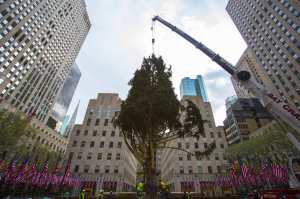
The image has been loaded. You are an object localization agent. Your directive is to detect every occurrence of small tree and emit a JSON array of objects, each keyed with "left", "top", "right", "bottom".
[
  {"left": 114, "top": 55, "right": 215, "bottom": 197},
  {"left": 0, "top": 109, "right": 36, "bottom": 155}
]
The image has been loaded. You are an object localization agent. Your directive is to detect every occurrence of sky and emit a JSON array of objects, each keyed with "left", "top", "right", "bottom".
[{"left": 67, "top": 0, "right": 247, "bottom": 126}]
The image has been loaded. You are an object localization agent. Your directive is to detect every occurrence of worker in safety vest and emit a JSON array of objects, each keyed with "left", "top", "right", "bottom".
[
  {"left": 79, "top": 189, "right": 86, "bottom": 199},
  {"left": 137, "top": 182, "right": 145, "bottom": 199},
  {"left": 187, "top": 191, "right": 192, "bottom": 199}
]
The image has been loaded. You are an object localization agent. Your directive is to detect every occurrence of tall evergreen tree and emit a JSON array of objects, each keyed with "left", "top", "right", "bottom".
[{"left": 114, "top": 55, "right": 215, "bottom": 197}]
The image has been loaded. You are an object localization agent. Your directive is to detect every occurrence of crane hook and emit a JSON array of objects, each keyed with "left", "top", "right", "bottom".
[{"left": 151, "top": 21, "right": 155, "bottom": 55}]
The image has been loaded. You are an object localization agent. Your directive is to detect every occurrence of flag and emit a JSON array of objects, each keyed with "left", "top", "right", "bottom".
[
  {"left": 15, "top": 157, "right": 30, "bottom": 184},
  {"left": 4, "top": 159, "right": 17, "bottom": 184},
  {"left": 38, "top": 161, "right": 49, "bottom": 187},
  {"left": 241, "top": 162, "right": 249, "bottom": 178}
]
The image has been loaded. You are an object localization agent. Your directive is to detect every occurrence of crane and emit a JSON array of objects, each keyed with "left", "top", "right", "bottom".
[{"left": 152, "top": 15, "right": 300, "bottom": 134}]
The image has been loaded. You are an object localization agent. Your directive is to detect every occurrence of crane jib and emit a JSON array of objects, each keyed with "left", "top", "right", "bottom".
[{"left": 152, "top": 15, "right": 300, "bottom": 133}]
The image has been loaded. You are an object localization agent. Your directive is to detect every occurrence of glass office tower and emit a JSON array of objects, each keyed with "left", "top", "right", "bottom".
[{"left": 180, "top": 75, "right": 209, "bottom": 102}]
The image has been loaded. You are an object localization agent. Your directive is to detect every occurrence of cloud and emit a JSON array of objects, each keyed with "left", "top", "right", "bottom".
[{"left": 67, "top": 0, "right": 246, "bottom": 126}]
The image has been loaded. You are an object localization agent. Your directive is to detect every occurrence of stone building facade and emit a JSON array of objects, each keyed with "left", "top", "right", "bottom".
[
  {"left": 160, "top": 96, "right": 228, "bottom": 193},
  {"left": 65, "top": 93, "right": 137, "bottom": 192},
  {"left": 227, "top": 0, "right": 300, "bottom": 111},
  {"left": 231, "top": 47, "right": 276, "bottom": 99},
  {"left": 223, "top": 98, "right": 273, "bottom": 145}
]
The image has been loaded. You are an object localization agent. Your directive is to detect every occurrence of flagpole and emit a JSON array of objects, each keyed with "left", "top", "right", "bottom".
[{"left": 59, "top": 155, "right": 72, "bottom": 193}]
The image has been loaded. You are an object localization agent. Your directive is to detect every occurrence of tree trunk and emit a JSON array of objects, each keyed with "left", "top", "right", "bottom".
[{"left": 144, "top": 165, "right": 157, "bottom": 199}]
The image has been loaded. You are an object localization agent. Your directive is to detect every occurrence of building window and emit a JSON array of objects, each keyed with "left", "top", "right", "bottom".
[
  {"left": 87, "top": 118, "right": 91, "bottom": 126},
  {"left": 117, "top": 142, "right": 122, "bottom": 148},
  {"left": 179, "top": 166, "right": 184, "bottom": 174},
  {"left": 116, "top": 153, "right": 121, "bottom": 160},
  {"left": 197, "top": 166, "right": 202, "bottom": 173},
  {"left": 218, "top": 132, "right": 222, "bottom": 138},
  {"left": 90, "top": 141, "right": 95, "bottom": 148},
  {"left": 178, "top": 142, "right": 182, "bottom": 149},
  {"left": 105, "top": 166, "right": 110, "bottom": 173},
  {"left": 104, "top": 119, "right": 109, "bottom": 126},
  {"left": 72, "top": 140, "right": 77, "bottom": 147},
  {"left": 111, "top": 131, "right": 115, "bottom": 137},
  {"left": 77, "top": 152, "right": 82, "bottom": 160},
  {"left": 97, "top": 153, "right": 102, "bottom": 160},
  {"left": 84, "top": 130, "right": 88, "bottom": 136},
  {"left": 207, "top": 121, "right": 213, "bottom": 128},
  {"left": 100, "top": 141, "right": 104, "bottom": 148},
  {"left": 217, "top": 166, "right": 221, "bottom": 173},
  {"left": 81, "top": 141, "right": 86, "bottom": 147},
  {"left": 215, "top": 154, "right": 219, "bottom": 160},
  {"left": 194, "top": 143, "right": 199, "bottom": 149},
  {"left": 95, "top": 165, "right": 100, "bottom": 173},
  {"left": 93, "top": 130, "right": 97, "bottom": 136},
  {"left": 87, "top": 152, "right": 92, "bottom": 160},
  {"left": 204, "top": 143, "right": 207, "bottom": 149},
  {"left": 179, "top": 156, "right": 183, "bottom": 161},
  {"left": 210, "top": 132, "right": 214, "bottom": 138},
  {"left": 187, "top": 154, "right": 191, "bottom": 161},
  {"left": 185, "top": 143, "right": 190, "bottom": 149},
  {"left": 102, "top": 131, "right": 106, "bottom": 136},
  {"left": 208, "top": 166, "right": 213, "bottom": 174},
  {"left": 95, "top": 118, "right": 100, "bottom": 126},
  {"left": 188, "top": 166, "right": 193, "bottom": 174},
  {"left": 220, "top": 144, "right": 224, "bottom": 149},
  {"left": 114, "top": 166, "right": 119, "bottom": 174},
  {"left": 76, "top": 130, "right": 80, "bottom": 136},
  {"left": 109, "top": 142, "right": 113, "bottom": 148},
  {"left": 84, "top": 165, "right": 90, "bottom": 173},
  {"left": 107, "top": 153, "right": 112, "bottom": 160},
  {"left": 74, "top": 165, "right": 79, "bottom": 173}
]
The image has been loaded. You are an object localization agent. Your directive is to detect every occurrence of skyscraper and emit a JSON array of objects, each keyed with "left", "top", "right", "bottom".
[
  {"left": 48, "top": 63, "right": 81, "bottom": 130},
  {"left": 231, "top": 48, "right": 275, "bottom": 98},
  {"left": 65, "top": 93, "right": 137, "bottom": 193},
  {"left": 0, "top": 0, "right": 90, "bottom": 122},
  {"left": 226, "top": 0, "right": 300, "bottom": 111},
  {"left": 180, "top": 75, "right": 209, "bottom": 102},
  {"left": 223, "top": 98, "right": 273, "bottom": 145}
]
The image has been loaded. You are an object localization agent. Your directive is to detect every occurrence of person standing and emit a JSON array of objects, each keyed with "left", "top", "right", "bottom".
[{"left": 79, "top": 189, "right": 86, "bottom": 199}]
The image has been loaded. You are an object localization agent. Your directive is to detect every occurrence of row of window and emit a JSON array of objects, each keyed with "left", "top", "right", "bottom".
[
  {"left": 70, "top": 152, "right": 121, "bottom": 161},
  {"left": 177, "top": 142, "right": 225, "bottom": 149},
  {"left": 75, "top": 129, "right": 122, "bottom": 137},
  {"left": 72, "top": 140, "right": 123, "bottom": 149},
  {"left": 179, "top": 165, "right": 222, "bottom": 174},
  {"left": 178, "top": 153, "right": 226, "bottom": 161},
  {"left": 73, "top": 164, "right": 119, "bottom": 174}
]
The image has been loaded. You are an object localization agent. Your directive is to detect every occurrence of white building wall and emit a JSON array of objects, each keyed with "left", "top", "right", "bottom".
[
  {"left": 161, "top": 96, "right": 228, "bottom": 194},
  {"left": 66, "top": 93, "right": 137, "bottom": 192}
]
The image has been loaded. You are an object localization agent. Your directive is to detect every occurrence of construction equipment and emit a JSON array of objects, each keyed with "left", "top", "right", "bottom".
[{"left": 152, "top": 15, "right": 300, "bottom": 134}]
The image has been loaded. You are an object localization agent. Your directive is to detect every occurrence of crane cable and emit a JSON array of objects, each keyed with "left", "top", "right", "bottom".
[{"left": 151, "top": 21, "right": 155, "bottom": 55}]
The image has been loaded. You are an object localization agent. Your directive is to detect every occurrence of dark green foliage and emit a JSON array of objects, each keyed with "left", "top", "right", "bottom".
[
  {"left": 0, "top": 109, "right": 36, "bottom": 152},
  {"left": 115, "top": 55, "right": 212, "bottom": 163},
  {"left": 115, "top": 55, "right": 214, "bottom": 197}
]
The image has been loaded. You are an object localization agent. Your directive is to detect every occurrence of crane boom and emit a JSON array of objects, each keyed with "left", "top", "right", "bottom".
[
  {"left": 152, "top": 15, "right": 300, "bottom": 133},
  {"left": 152, "top": 16, "right": 235, "bottom": 75}
]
